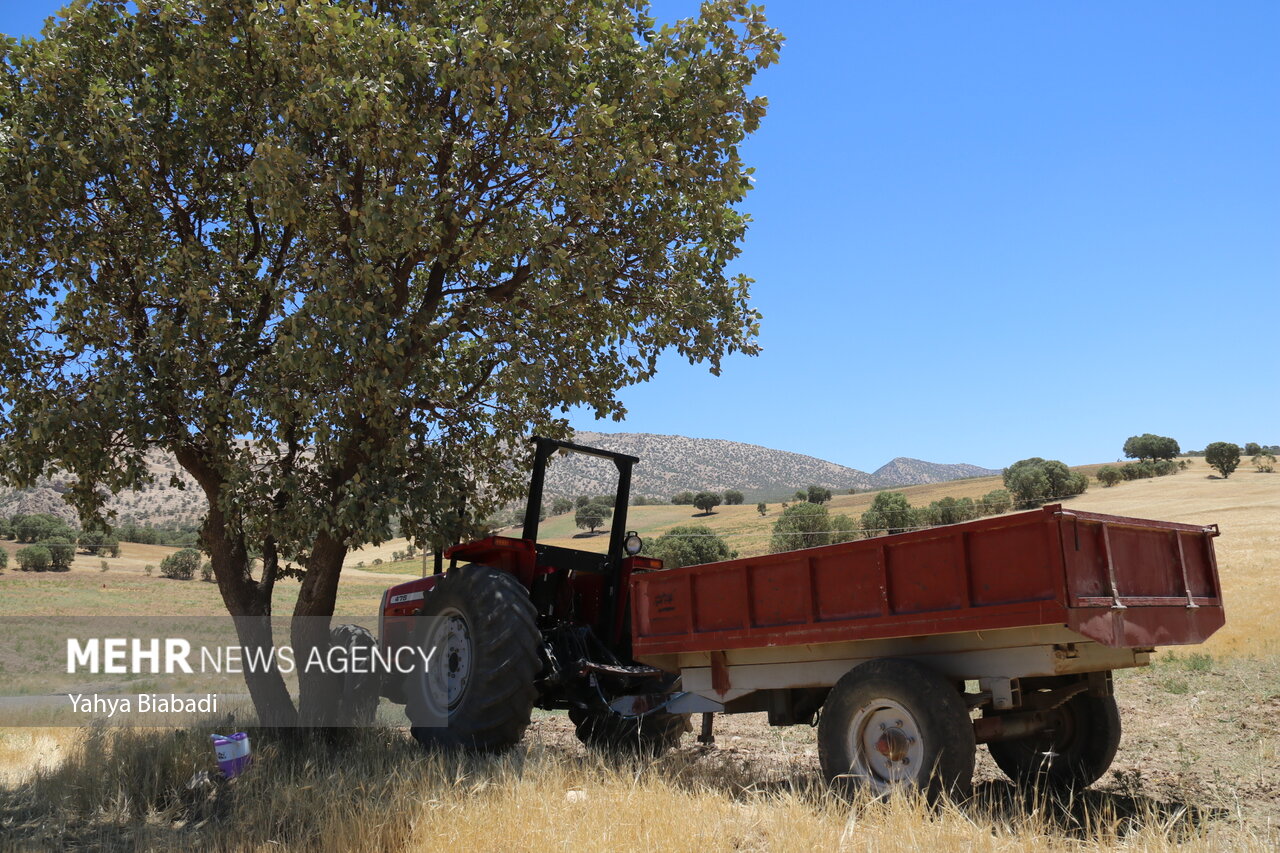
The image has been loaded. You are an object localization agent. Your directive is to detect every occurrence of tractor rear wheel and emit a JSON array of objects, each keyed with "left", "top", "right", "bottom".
[
  {"left": 569, "top": 705, "right": 691, "bottom": 757},
  {"left": 403, "top": 565, "right": 539, "bottom": 752},
  {"left": 818, "top": 658, "right": 975, "bottom": 801},
  {"left": 986, "top": 693, "right": 1121, "bottom": 792}
]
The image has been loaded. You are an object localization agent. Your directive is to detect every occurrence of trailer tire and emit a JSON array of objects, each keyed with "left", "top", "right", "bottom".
[
  {"left": 323, "top": 624, "right": 380, "bottom": 726},
  {"left": 569, "top": 705, "right": 691, "bottom": 757},
  {"left": 403, "top": 565, "right": 539, "bottom": 752},
  {"left": 818, "top": 659, "right": 975, "bottom": 801},
  {"left": 986, "top": 693, "right": 1121, "bottom": 792}
]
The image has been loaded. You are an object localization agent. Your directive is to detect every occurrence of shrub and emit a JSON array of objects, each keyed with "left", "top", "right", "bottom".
[
  {"left": 979, "top": 489, "right": 1012, "bottom": 515},
  {"left": 17, "top": 545, "right": 52, "bottom": 572},
  {"left": 42, "top": 537, "right": 75, "bottom": 570},
  {"left": 647, "top": 525, "right": 733, "bottom": 569},
  {"left": 829, "top": 514, "right": 858, "bottom": 544},
  {"left": 928, "top": 496, "right": 976, "bottom": 526},
  {"left": 860, "top": 492, "right": 913, "bottom": 537},
  {"left": 159, "top": 548, "right": 201, "bottom": 580},
  {"left": 770, "top": 502, "right": 831, "bottom": 552},
  {"left": 1097, "top": 466, "right": 1123, "bottom": 487},
  {"left": 372, "top": 558, "right": 383, "bottom": 565},
  {"left": 756, "top": 501, "right": 767, "bottom": 517},
  {"left": 1253, "top": 452, "right": 1276, "bottom": 474},
  {"left": 1204, "top": 442, "right": 1241, "bottom": 478},
  {"left": 200, "top": 561, "right": 214, "bottom": 582},
  {"left": 144, "top": 564, "right": 154, "bottom": 576},
  {"left": 1153, "top": 459, "right": 1179, "bottom": 477},
  {"left": 0, "top": 548, "right": 7, "bottom": 570},
  {"left": 100, "top": 560, "right": 109, "bottom": 573}
]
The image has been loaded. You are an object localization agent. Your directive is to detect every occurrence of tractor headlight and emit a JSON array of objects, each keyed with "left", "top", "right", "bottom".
[{"left": 624, "top": 532, "right": 643, "bottom": 556}]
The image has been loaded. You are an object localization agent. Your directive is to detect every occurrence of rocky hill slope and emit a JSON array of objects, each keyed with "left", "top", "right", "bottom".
[{"left": 0, "top": 434, "right": 1000, "bottom": 525}]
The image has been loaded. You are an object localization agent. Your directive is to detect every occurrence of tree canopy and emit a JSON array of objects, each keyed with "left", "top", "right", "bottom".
[
  {"left": 1002, "top": 458, "right": 1087, "bottom": 508},
  {"left": 0, "top": 0, "right": 780, "bottom": 726},
  {"left": 1204, "top": 442, "right": 1241, "bottom": 479},
  {"left": 692, "top": 491, "right": 722, "bottom": 514},
  {"left": 647, "top": 524, "right": 733, "bottom": 569},
  {"left": 574, "top": 498, "right": 613, "bottom": 533},
  {"left": 1123, "top": 434, "right": 1181, "bottom": 463},
  {"left": 770, "top": 501, "right": 832, "bottom": 552},
  {"left": 860, "top": 491, "right": 913, "bottom": 537}
]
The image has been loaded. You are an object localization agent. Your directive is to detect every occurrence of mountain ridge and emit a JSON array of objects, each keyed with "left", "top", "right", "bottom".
[{"left": 0, "top": 434, "right": 1002, "bottom": 526}]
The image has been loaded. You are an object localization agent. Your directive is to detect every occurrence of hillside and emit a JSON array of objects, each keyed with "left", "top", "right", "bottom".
[
  {"left": 552, "top": 432, "right": 998, "bottom": 500},
  {"left": 0, "top": 433, "right": 1000, "bottom": 525},
  {"left": 871, "top": 457, "right": 1001, "bottom": 487}
]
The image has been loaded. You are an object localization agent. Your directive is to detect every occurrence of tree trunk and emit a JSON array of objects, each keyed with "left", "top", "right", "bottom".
[
  {"left": 179, "top": 447, "right": 299, "bottom": 728},
  {"left": 291, "top": 533, "right": 349, "bottom": 726}
]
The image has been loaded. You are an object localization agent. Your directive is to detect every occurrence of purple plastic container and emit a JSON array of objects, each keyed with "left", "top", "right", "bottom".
[{"left": 211, "top": 732, "right": 252, "bottom": 778}]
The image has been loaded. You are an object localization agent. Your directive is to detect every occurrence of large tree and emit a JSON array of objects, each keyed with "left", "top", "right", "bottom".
[
  {"left": 1122, "top": 433, "right": 1180, "bottom": 463},
  {"left": 0, "top": 0, "right": 780, "bottom": 726}
]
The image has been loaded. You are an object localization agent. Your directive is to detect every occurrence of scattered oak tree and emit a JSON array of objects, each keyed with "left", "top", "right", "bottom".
[
  {"left": 1204, "top": 442, "right": 1241, "bottom": 479},
  {"left": 770, "top": 502, "right": 832, "bottom": 552},
  {"left": 0, "top": 0, "right": 780, "bottom": 726},
  {"left": 723, "top": 489, "right": 744, "bottom": 505},
  {"left": 806, "top": 485, "right": 832, "bottom": 505},
  {"left": 1002, "top": 458, "right": 1087, "bottom": 508},
  {"left": 647, "top": 525, "right": 733, "bottom": 569},
  {"left": 574, "top": 499, "right": 613, "bottom": 535},
  {"left": 756, "top": 501, "right": 767, "bottom": 517},
  {"left": 43, "top": 537, "right": 75, "bottom": 571},
  {"left": 1122, "top": 434, "right": 1180, "bottom": 463},
  {"left": 860, "top": 491, "right": 913, "bottom": 537},
  {"left": 692, "top": 491, "right": 722, "bottom": 515}
]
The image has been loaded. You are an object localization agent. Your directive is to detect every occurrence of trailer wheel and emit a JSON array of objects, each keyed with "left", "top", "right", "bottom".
[
  {"left": 986, "top": 693, "right": 1121, "bottom": 792},
  {"left": 818, "top": 659, "right": 975, "bottom": 801},
  {"left": 403, "top": 565, "right": 539, "bottom": 752},
  {"left": 569, "top": 705, "right": 691, "bottom": 757},
  {"left": 324, "top": 623, "right": 380, "bottom": 726}
]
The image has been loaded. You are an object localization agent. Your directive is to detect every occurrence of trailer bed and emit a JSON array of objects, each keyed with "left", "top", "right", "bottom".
[{"left": 630, "top": 504, "right": 1223, "bottom": 668}]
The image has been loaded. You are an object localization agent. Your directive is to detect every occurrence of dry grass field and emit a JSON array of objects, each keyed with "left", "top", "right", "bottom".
[{"left": 1, "top": 457, "right": 1277, "bottom": 850}]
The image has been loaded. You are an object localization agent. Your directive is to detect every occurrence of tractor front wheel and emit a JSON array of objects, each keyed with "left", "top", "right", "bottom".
[{"left": 403, "top": 565, "right": 539, "bottom": 752}]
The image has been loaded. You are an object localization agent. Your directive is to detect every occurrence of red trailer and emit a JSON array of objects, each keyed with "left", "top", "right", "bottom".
[
  {"left": 627, "top": 504, "right": 1223, "bottom": 796},
  {"left": 372, "top": 439, "right": 1224, "bottom": 800}
]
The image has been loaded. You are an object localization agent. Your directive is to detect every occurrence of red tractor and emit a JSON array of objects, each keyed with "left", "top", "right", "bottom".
[
  {"left": 373, "top": 436, "right": 690, "bottom": 754},
  {"left": 357, "top": 435, "right": 1224, "bottom": 798}
]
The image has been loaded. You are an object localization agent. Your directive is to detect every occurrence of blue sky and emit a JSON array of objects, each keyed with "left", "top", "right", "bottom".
[{"left": 4, "top": 2, "right": 1276, "bottom": 471}]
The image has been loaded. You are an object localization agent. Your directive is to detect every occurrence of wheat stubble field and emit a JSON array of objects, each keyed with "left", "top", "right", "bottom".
[{"left": 0, "top": 458, "right": 1276, "bottom": 851}]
